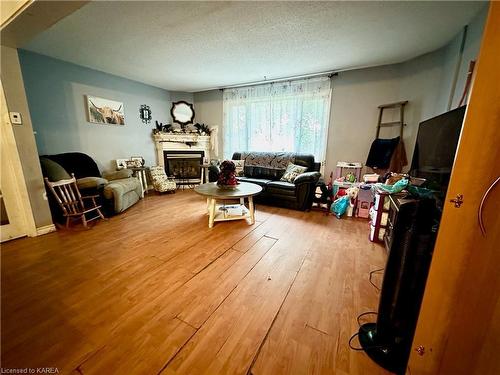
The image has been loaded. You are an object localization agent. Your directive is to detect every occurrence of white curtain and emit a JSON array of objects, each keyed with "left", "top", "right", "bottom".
[{"left": 223, "top": 76, "right": 332, "bottom": 163}]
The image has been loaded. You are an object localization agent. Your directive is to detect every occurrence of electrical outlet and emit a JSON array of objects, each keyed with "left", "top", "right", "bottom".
[{"left": 9, "top": 112, "right": 22, "bottom": 125}]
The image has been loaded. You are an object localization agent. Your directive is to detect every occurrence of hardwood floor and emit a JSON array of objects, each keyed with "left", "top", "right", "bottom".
[{"left": 1, "top": 191, "right": 390, "bottom": 375}]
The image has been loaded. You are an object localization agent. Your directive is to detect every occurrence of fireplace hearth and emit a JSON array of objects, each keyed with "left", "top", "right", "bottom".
[
  {"left": 153, "top": 132, "right": 215, "bottom": 187},
  {"left": 163, "top": 150, "right": 204, "bottom": 185}
]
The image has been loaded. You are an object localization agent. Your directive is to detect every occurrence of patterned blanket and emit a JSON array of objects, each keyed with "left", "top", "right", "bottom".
[{"left": 240, "top": 152, "right": 295, "bottom": 170}]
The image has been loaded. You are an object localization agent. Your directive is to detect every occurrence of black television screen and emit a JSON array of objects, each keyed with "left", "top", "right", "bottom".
[{"left": 410, "top": 106, "right": 466, "bottom": 205}]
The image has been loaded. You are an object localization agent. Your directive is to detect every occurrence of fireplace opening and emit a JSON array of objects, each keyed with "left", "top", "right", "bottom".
[{"left": 163, "top": 150, "right": 204, "bottom": 185}]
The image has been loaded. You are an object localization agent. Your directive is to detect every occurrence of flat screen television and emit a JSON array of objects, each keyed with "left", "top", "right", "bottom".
[{"left": 410, "top": 106, "right": 466, "bottom": 207}]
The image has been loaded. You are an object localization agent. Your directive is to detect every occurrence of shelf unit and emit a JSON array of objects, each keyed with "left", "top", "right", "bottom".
[{"left": 369, "top": 189, "right": 390, "bottom": 243}]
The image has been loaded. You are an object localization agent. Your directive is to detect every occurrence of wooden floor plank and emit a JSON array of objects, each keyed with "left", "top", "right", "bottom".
[
  {"left": 76, "top": 232, "right": 277, "bottom": 374},
  {"left": 1, "top": 191, "right": 390, "bottom": 375},
  {"left": 77, "top": 317, "right": 196, "bottom": 375},
  {"left": 161, "top": 215, "right": 324, "bottom": 375},
  {"left": 177, "top": 236, "right": 278, "bottom": 328},
  {"left": 250, "top": 219, "right": 388, "bottom": 375}
]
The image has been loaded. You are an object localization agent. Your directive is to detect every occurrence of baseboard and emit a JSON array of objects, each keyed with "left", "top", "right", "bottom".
[{"left": 36, "top": 224, "right": 57, "bottom": 236}]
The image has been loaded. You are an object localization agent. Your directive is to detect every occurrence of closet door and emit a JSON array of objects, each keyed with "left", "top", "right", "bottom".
[{"left": 408, "top": 3, "right": 500, "bottom": 374}]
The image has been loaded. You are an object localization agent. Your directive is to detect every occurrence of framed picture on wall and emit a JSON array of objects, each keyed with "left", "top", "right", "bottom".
[
  {"left": 116, "top": 158, "right": 128, "bottom": 170},
  {"left": 125, "top": 160, "right": 137, "bottom": 168},
  {"left": 87, "top": 95, "right": 125, "bottom": 125},
  {"left": 130, "top": 156, "right": 145, "bottom": 167}
]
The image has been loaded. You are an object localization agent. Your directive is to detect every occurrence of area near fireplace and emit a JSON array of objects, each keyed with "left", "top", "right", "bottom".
[
  {"left": 153, "top": 133, "right": 215, "bottom": 185},
  {"left": 163, "top": 150, "right": 204, "bottom": 185}
]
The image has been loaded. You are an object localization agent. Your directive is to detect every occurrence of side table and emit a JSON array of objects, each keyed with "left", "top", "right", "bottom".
[
  {"left": 200, "top": 164, "right": 211, "bottom": 184},
  {"left": 131, "top": 167, "right": 149, "bottom": 197}
]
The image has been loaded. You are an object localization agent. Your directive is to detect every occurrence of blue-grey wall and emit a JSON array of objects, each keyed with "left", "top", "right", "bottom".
[{"left": 18, "top": 50, "right": 192, "bottom": 172}]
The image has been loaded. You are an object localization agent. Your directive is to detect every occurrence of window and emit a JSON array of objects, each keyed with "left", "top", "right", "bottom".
[{"left": 223, "top": 76, "right": 332, "bottom": 162}]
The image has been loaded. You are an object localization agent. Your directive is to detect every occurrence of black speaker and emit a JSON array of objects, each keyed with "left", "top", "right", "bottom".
[{"left": 359, "top": 195, "right": 437, "bottom": 374}]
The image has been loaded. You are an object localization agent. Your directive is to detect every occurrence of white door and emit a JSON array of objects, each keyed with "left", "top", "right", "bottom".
[{"left": 1, "top": 81, "right": 28, "bottom": 242}]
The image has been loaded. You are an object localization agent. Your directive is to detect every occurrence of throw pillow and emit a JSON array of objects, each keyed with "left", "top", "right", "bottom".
[
  {"left": 39, "top": 157, "right": 71, "bottom": 181},
  {"left": 280, "top": 163, "right": 307, "bottom": 183},
  {"left": 231, "top": 160, "right": 245, "bottom": 176}
]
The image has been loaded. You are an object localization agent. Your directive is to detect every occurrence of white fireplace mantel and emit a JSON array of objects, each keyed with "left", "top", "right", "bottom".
[{"left": 153, "top": 132, "right": 215, "bottom": 166}]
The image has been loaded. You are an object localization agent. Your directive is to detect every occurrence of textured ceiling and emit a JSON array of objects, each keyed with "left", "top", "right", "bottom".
[{"left": 22, "top": 1, "right": 486, "bottom": 92}]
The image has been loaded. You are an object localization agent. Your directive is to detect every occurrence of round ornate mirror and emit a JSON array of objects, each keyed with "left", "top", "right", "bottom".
[{"left": 171, "top": 101, "right": 195, "bottom": 125}]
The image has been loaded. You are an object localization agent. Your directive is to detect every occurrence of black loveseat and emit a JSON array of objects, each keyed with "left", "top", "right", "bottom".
[{"left": 210, "top": 151, "right": 321, "bottom": 211}]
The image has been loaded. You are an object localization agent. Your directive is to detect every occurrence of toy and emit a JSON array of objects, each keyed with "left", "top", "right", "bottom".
[
  {"left": 331, "top": 186, "right": 359, "bottom": 218},
  {"left": 345, "top": 186, "right": 359, "bottom": 217},
  {"left": 345, "top": 172, "right": 356, "bottom": 183},
  {"left": 326, "top": 171, "right": 333, "bottom": 190},
  {"left": 312, "top": 181, "right": 334, "bottom": 213},
  {"left": 385, "top": 173, "right": 406, "bottom": 185},
  {"left": 363, "top": 173, "right": 379, "bottom": 183},
  {"left": 335, "top": 188, "right": 347, "bottom": 200},
  {"left": 356, "top": 184, "right": 373, "bottom": 218},
  {"left": 335, "top": 161, "right": 362, "bottom": 182},
  {"left": 331, "top": 196, "right": 349, "bottom": 218},
  {"left": 377, "top": 178, "right": 408, "bottom": 194}
]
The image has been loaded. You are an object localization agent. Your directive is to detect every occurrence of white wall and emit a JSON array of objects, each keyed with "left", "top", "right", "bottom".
[
  {"left": 325, "top": 64, "right": 402, "bottom": 174},
  {"left": 397, "top": 48, "right": 450, "bottom": 168},
  {"left": 326, "top": 46, "right": 450, "bottom": 175},
  {"left": 193, "top": 89, "right": 223, "bottom": 159},
  {"left": 171, "top": 91, "right": 194, "bottom": 104},
  {"left": 193, "top": 6, "right": 487, "bottom": 176},
  {"left": 194, "top": 55, "right": 448, "bottom": 175}
]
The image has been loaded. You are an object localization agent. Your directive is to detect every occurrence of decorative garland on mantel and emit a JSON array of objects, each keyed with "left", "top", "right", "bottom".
[
  {"left": 153, "top": 133, "right": 210, "bottom": 143},
  {"left": 153, "top": 127, "right": 219, "bottom": 155},
  {"left": 153, "top": 121, "right": 212, "bottom": 136}
]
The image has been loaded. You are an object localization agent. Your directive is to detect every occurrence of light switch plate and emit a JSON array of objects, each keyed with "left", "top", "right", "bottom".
[{"left": 9, "top": 112, "right": 22, "bottom": 125}]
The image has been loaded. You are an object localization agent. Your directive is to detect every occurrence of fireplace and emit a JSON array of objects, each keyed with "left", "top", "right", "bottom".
[{"left": 163, "top": 150, "right": 204, "bottom": 185}]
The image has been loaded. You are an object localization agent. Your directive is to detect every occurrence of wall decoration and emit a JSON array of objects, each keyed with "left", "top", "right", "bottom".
[
  {"left": 116, "top": 157, "right": 145, "bottom": 169},
  {"left": 194, "top": 123, "right": 212, "bottom": 135},
  {"left": 153, "top": 121, "right": 172, "bottom": 134},
  {"left": 130, "top": 156, "right": 145, "bottom": 167},
  {"left": 124, "top": 160, "right": 137, "bottom": 168},
  {"left": 139, "top": 104, "right": 152, "bottom": 124},
  {"left": 152, "top": 120, "right": 211, "bottom": 136},
  {"left": 116, "top": 158, "right": 129, "bottom": 170},
  {"left": 87, "top": 96, "right": 125, "bottom": 125},
  {"left": 171, "top": 101, "right": 195, "bottom": 125}
]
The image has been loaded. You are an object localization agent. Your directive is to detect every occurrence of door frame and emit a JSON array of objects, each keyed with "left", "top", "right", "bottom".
[{"left": 1, "top": 79, "right": 37, "bottom": 241}]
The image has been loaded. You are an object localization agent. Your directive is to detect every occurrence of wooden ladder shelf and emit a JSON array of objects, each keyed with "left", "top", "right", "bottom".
[{"left": 375, "top": 100, "right": 408, "bottom": 139}]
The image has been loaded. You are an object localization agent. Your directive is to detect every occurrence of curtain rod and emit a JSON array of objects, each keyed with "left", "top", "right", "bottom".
[{"left": 219, "top": 71, "right": 338, "bottom": 91}]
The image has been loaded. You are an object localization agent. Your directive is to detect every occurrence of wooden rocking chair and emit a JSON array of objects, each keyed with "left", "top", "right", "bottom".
[{"left": 44, "top": 174, "right": 105, "bottom": 228}]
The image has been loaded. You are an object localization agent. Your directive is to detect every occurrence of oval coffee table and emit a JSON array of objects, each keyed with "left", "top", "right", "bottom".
[{"left": 194, "top": 182, "right": 263, "bottom": 228}]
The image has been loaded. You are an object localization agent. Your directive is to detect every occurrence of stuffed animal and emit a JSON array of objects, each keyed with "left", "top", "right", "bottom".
[
  {"left": 345, "top": 186, "right": 359, "bottom": 217},
  {"left": 331, "top": 186, "right": 359, "bottom": 219},
  {"left": 386, "top": 173, "right": 406, "bottom": 185},
  {"left": 345, "top": 172, "right": 356, "bottom": 183}
]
